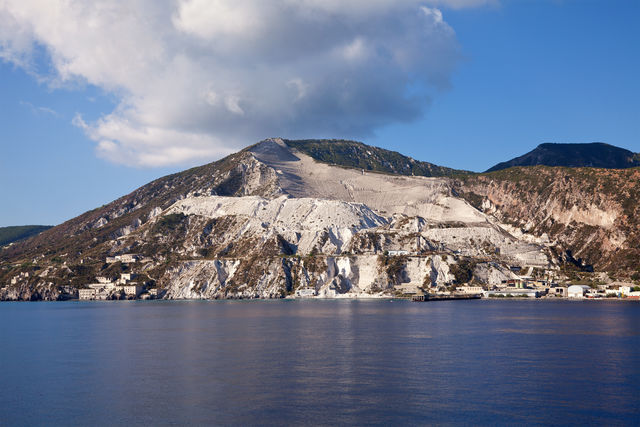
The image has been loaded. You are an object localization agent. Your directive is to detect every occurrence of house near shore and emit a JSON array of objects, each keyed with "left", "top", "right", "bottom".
[
  {"left": 79, "top": 289, "right": 97, "bottom": 300},
  {"left": 607, "top": 282, "right": 635, "bottom": 297},
  {"left": 547, "top": 286, "right": 567, "bottom": 297},
  {"left": 456, "top": 286, "right": 483, "bottom": 295},
  {"left": 295, "top": 287, "right": 316, "bottom": 297},
  {"left": 567, "top": 285, "right": 590, "bottom": 298},
  {"left": 123, "top": 284, "right": 143, "bottom": 296}
]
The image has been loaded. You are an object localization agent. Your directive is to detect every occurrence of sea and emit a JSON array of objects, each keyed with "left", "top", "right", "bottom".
[{"left": 1, "top": 299, "right": 638, "bottom": 426}]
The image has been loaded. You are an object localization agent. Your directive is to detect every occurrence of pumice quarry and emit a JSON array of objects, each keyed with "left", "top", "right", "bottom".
[{"left": 2, "top": 138, "right": 640, "bottom": 301}]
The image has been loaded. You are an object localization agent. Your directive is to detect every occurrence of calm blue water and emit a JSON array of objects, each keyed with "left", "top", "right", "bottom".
[{"left": 1, "top": 299, "right": 639, "bottom": 426}]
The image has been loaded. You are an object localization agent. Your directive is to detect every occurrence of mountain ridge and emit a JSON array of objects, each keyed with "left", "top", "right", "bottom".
[
  {"left": 486, "top": 142, "right": 640, "bottom": 172},
  {"left": 0, "top": 225, "right": 53, "bottom": 247}
]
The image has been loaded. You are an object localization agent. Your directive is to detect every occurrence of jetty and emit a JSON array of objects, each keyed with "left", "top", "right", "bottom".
[{"left": 412, "top": 294, "right": 481, "bottom": 302}]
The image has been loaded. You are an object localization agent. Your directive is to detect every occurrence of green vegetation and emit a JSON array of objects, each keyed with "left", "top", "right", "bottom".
[
  {"left": 284, "top": 139, "right": 469, "bottom": 177},
  {"left": 153, "top": 213, "right": 187, "bottom": 233},
  {"left": 0, "top": 225, "right": 52, "bottom": 246},
  {"left": 377, "top": 254, "right": 408, "bottom": 286},
  {"left": 449, "top": 258, "right": 477, "bottom": 284}
]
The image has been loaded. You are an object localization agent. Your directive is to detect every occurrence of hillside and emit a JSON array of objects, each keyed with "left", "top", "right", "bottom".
[
  {"left": 486, "top": 142, "right": 640, "bottom": 172},
  {"left": 457, "top": 166, "right": 640, "bottom": 272},
  {"left": 1, "top": 138, "right": 639, "bottom": 300},
  {"left": 0, "top": 225, "right": 53, "bottom": 247},
  {"left": 284, "top": 139, "right": 467, "bottom": 177}
]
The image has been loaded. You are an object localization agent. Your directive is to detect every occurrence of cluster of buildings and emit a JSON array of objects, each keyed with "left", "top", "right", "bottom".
[
  {"left": 462, "top": 280, "right": 640, "bottom": 299},
  {"left": 79, "top": 254, "right": 158, "bottom": 300},
  {"left": 565, "top": 283, "right": 640, "bottom": 299},
  {"left": 78, "top": 273, "right": 156, "bottom": 300}
]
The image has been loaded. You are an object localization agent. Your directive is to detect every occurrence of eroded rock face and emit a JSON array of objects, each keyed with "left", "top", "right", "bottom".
[
  {"left": 456, "top": 167, "right": 640, "bottom": 271},
  {"left": 165, "top": 195, "right": 388, "bottom": 255},
  {"left": 159, "top": 254, "right": 461, "bottom": 300},
  {"left": 0, "top": 281, "right": 76, "bottom": 301},
  {"left": 142, "top": 193, "right": 548, "bottom": 299}
]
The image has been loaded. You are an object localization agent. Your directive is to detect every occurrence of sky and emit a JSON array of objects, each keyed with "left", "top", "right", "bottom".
[{"left": 1, "top": 0, "right": 639, "bottom": 226}]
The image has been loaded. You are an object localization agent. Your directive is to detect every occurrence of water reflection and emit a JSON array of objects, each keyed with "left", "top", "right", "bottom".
[{"left": 0, "top": 300, "right": 638, "bottom": 425}]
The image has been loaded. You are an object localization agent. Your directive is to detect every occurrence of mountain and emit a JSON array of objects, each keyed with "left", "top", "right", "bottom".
[
  {"left": 0, "top": 225, "right": 53, "bottom": 247},
  {"left": 1, "top": 138, "right": 638, "bottom": 301},
  {"left": 486, "top": 142, "right": 640, "bottom": 172}
]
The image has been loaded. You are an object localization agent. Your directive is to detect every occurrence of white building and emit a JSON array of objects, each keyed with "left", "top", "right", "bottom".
[
  {"left": 388, "top": 250, "right": 410, "bottom": 256},
  {"left": 619, "top": 285, "right": 632, "bottom": 296},
  {"left": 106, "top": 254, "right": 140, "bottom": 264},
  {"left": 567, "top": 285, "right": 591, "bottom": 298},
  {"left": 295, "top": 288, "right": 316, "bottom": 297},
  {"left": 456, "top": 286, "right": 483, "bottom": 295},
  {"left": 608, "top": 282, "right": 634, "bottom": 296},
  {"left": 78, "top": 289, "right": 97, "bottom": 300},
  {"left": 118, "top": 254, "right": 140, "bottom": 263},
  {"left": 123, "top": 284, "right": 143, "bottom": 296}
]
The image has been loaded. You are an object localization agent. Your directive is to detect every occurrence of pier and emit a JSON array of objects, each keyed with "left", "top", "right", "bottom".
[{"left": 412, "top": 294, "right": 481, "bottom": 302}]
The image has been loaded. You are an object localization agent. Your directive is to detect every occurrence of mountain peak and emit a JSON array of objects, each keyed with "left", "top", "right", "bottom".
[{"left": 486, "top": 142, "right": 640, "bottom": 172}]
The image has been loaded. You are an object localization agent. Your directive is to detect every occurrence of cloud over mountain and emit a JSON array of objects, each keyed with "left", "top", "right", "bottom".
[{"left": 0, "top": 1, "right": 489, "bottom": 167}]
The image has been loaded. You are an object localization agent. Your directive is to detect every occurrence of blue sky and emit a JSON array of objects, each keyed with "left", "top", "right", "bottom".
[
  {"left": 1, "top": 0, "right": 639, "bottom": 226},
  {"left": 370, "top": 0, "right": 640, "bottom": 168}
]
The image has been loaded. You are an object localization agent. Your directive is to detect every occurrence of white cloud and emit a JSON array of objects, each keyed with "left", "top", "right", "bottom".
[
  {"left": 0, "top": 0, "right": 490, "bottom": 167},
  {"left": 20, "top": 100, "right": 60, "bottom": 117}
]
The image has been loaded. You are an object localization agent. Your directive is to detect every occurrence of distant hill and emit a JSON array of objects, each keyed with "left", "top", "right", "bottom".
[
  {"left": 486, "top": 142, "right": 640, "bottom": 172},
  {"left": 0, "top": 225, "right": 53, "bottom": 247}
]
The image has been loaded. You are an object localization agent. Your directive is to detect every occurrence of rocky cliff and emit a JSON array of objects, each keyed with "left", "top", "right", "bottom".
[{"left": 457, "top": 166, "right": 640, "bottom": 272}]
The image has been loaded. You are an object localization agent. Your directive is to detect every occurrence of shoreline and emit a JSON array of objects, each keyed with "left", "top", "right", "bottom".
[{"left": 2, "top": 296, "right": 639, "bottom": 303}]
